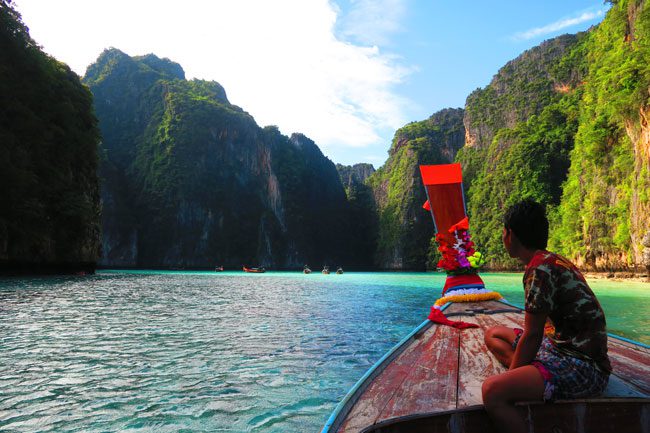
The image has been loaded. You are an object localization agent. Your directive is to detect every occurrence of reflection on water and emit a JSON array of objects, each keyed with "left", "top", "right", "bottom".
[{"left": 0, "top": 271, "right": 647, "bottom": 432}]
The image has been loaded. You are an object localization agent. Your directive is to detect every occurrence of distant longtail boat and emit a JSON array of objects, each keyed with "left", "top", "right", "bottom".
[{"left": 243, "top": 266, "right": 265, "bottom": 273}]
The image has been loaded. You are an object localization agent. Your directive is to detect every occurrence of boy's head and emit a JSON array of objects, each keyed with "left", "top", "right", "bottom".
[{"left": 503, "top": 199, "right": 548, "bottom": 251}]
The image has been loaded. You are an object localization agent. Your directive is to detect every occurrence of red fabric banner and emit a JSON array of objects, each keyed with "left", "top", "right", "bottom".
[{"left": 442, "top": 274, "right": 485, "bottom": 294}]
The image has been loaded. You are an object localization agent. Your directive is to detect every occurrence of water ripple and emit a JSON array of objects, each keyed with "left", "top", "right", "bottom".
[{"left": 0, "top": 271, "right": 646, "bottom": 432}]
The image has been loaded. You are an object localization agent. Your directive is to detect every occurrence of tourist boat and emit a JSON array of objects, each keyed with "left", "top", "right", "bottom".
[
  {"left": 336, "top": 267, "right": 344, "bottom": 274},
  {"left": 214, "top": 265, "right": 224, "bottom": 272},
  {"left": 321, "top": 299, "right": 650, "bottom": 433},
  {"left": 304, "top": 266, "right": 312, "bottom": 274},
  {"left": 321, "top": 163, "right": 650, "bottom": 433},
  {"left": 323, "top": 266, "right": 330, "bottom": 274},
  {"left": 243, "top": 266, "right": 265, "bottom": 273}
]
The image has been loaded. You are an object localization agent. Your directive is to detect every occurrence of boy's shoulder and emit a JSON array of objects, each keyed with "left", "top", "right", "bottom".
[
  {"left": 528, "top": 251, "right": 576, "bottom": 273},
  {"left": 526, "top": 251, "right": 588, "bottom": 285},
  {"left": 529, "top": 251, "right": 592, "bottom": 292}
]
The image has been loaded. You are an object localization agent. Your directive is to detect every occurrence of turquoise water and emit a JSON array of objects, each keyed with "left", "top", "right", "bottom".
[{"left": 0, "top": 271, "right": 647, "bottom": 432}]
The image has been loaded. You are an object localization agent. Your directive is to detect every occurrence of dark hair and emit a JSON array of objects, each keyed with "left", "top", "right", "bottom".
[{"left": 503, "top": 199, "right": 548, "bottom": 250}]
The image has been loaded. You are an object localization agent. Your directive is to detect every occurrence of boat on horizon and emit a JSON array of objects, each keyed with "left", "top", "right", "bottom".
[{"left": 243, "top": 266, "right": 265, "bottom": 273}]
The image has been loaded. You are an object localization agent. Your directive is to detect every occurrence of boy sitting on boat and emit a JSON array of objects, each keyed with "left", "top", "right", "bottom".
[{"left": 482, "top": 199, "right": 611, "bottom": 433}]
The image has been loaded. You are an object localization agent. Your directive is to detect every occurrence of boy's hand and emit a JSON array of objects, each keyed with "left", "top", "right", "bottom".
[{"left": 509, "top": 311, "right": 547, "bottom": 369}]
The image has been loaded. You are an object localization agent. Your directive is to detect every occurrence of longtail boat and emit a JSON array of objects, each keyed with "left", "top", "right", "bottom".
[
  {"left": 243, "top": 266, "right": 265, "bottom": 273},
  {"left": 322, "top": 164, "right": 650, "bottom": 433}
]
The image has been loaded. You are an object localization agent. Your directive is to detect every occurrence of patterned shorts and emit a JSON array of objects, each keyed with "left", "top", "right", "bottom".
[{"left": 512, "top": 328, "right": 609, "bottom": 401}]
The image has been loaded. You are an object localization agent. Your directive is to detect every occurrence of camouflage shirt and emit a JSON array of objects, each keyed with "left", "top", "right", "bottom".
[{"left": 524, "top": 251, "right": 611, "bottom": 373}]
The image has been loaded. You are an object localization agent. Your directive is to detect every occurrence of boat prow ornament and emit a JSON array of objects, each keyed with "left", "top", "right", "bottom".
[{"left": 420, "top": 163, "right": 501, "bottom": 328}]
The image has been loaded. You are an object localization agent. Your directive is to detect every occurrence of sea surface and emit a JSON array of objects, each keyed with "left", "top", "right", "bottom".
[{"left": 0, "top": 271, "right": 648, "bottom": 432}]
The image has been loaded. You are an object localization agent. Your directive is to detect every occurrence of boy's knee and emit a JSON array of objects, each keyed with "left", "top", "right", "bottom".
[
  {"left": 482, "top": 376, "right": 495, "bottom": 399},
  {"left": 482, "top": 375, "right": 505, "bottom": 408}
]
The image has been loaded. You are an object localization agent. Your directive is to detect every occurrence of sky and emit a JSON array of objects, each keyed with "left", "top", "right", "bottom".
[{"left": 13, "top": 0, "right": 609, "bottom": 167}]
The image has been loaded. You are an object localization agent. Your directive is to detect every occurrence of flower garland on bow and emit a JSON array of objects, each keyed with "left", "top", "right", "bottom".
[
  {"left": 427, "top": 217, "right": 502, "bottom": 329},
  {"left": 436, "top": 217, "right": 484, "bottom": 274}
]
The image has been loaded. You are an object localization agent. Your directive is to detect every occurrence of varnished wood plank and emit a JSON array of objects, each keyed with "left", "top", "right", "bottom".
[
  {"left": 608, "top": 339, "right": 650, "bottom": 394},
  {"left": 609, "top": 337, "right": 650, "bottom": 361},
  {"left": 337, "top": 323, "right": 439, "bottom": 433},
  {"left": 475, "top": 311, "right": 524, "bottom": 331},
  {"left": 457, "top": 314, "right": 508, "bottom": 408},
  {"left": 609, "top": 336, "right": 650, "bottom": 352},
  {"left": 378, "top": 324, "right": 460, "bottom": 420}
]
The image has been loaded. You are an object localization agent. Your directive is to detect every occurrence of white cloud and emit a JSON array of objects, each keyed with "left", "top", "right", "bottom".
[
  {"left": 512, "top": 9, "right": 606, "bottom": 41},
  {"left": 337, "top": 0, "right": 407, "bottom": 46},
  {"left": 12, "top": 0, "right": 413, "bottom": 162}
]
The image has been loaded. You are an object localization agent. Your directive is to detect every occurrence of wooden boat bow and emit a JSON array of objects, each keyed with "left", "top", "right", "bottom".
[{"left": 322, "top": 300, "right": 650, "bottom": 433}]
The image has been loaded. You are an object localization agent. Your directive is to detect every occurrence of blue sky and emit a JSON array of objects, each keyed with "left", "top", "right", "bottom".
[
  {"left": 357, "top": 1, "right": 608, "bottom": 119},
  {"left": 14, "top": 0, "right": 608, "bottom": 167}
]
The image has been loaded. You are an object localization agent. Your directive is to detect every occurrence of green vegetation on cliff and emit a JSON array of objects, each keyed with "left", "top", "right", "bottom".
[
  {"left": 0, "top": 1, "right": 101, "bottom": 271},
  {"left": 6, "top": 0, "right": 648, "bottom": 273},
  {"left": 550, "top": 0, "right": 650, "bottom": 269},
  {"left": 459, "top": 34, "right": 585, "bottom": 191},
  {"left": 465, "top": 92, "right": 582, "bottom": 267}
]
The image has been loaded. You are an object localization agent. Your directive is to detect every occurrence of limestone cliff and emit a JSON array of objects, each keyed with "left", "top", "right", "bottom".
[
  {"left": 459, "top": 33, "right": 585, "bottom": 191},
  {"left": 550, "top": 0, "right": 650, "bottom": 271},
  {"left": 85, "top": 49, "right": 355, "bottom": 269},
  {"left": 336, "top": 163, "right": 377, "bottom": 268}
]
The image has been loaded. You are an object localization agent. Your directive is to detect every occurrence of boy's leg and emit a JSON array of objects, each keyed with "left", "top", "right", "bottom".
[
  {"left": 484, "top": 326, "right": 517, "bottom": 368},
  {"left": 482, "top": 365, "right": 545, "bottom": 433}
]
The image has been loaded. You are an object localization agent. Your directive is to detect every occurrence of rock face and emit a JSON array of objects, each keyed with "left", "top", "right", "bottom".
[
  {"left": 6, "top": 1, "right": 645, "bottom": 274},
  {"left": 337, "top": 163, "right": 378, "bottom": 268},
  {"left": 368, "top": 108, "right": 465, "bottom": 269},
  {"left": 463, "top": 34, "right": 581, "bottom": 151},
  {"left": 337, "top": 163, "right": 376, "bottom": 188},
  {"left": 0, "top": 2, "right": 101, "bottom": 273},
  {"left": 85, "top": 49, "right": 355, "bottom": 269},
  {"left": 541, "top": 0, "right": 650, "bottom": 271},
  {"left": 459, "top": 33, "right": 584, "bottom": 196}
]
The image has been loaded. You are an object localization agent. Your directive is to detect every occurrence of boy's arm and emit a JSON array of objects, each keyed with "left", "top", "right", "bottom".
[{"left": 509, "top": 311, "right": 547, "bottom": 370}]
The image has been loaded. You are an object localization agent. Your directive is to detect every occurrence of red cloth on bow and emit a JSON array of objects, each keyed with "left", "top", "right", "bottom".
[{"left": 428, "top": 307, "right": 479, "bottom": 330}]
